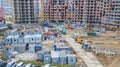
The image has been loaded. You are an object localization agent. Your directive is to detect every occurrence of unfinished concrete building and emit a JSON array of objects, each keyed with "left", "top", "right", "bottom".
[
  {"left": 102, "top": 0, "right": 120, "bottom": 27},
  {"left": 13, "top": 0, "right": 40, "bottom": 23},
  {"left": 43, "top": 0, "right": 103, "bottom": 25}
]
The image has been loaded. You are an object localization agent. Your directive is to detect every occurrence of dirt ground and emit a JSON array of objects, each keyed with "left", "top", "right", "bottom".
[
  {"left": 41, "top": 40, "right": 54, "bottom": 51},
  {"left": 67, "top": 28, "right": 120, "bottom": 67}
]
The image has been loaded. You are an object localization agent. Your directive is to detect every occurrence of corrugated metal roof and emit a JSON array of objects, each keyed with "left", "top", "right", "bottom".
[{"left": 51, "top": 51, "right": 59, "bottom": 58}]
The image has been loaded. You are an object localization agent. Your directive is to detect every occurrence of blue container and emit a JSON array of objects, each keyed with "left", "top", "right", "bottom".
[
  {"left": 44, "top": 54, "right": 51, "bottom": 64},
  {"left": 54, "top": 45, "right": 56, "bottom": 51},
  {"left": 59, "top": 54, "right": 67, "bottom": 64},
  {"left": 35, "top": 45, "right": 42, "bottom": 52},
  {"left": 37, "top": 51, "right": 43, "bottom": 61},
  {"left": 67, "top": 54, "right": 76, "bottom": 65}
]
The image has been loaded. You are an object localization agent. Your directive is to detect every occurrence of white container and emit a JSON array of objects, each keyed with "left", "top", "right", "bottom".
[
  {"left": 29, "top": 44, "right": 35, "bottom": 53},
  {"left": 24, "top": 35, "right": 30, "bottom": 43},
  {"left": 12, "top": 35, "right": 19, "bottom": 44}
]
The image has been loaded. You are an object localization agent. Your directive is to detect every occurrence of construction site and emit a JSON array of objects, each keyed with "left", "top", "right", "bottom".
[{"left": 0, "top": 0, "right": 120, "bottom": 67}]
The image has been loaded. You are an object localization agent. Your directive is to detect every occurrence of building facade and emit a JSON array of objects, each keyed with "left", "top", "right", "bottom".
[
  {"left": 44, "top": 0, "right": 103, "bottom": 25},
  {"left": 13, "top": 0, "right": 40, "bottom": 23},
  {"left": 101, "top": 0, "right": 120, "bottom": 27},
  {"left": 43, "top": 0, "right": 120, "bottom": 26}
]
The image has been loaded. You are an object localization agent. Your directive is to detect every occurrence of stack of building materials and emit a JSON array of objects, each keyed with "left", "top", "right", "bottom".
[
  {"left": 54, "top": 42, "right": 71, "bottom": 51},
  {"left": 51, "top": 51, "right": 59, "bottom": 64}
]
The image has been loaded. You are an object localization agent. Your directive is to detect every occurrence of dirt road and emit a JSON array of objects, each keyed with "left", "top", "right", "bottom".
[{"left": 64, "top": 35, "right": 103, "bottom": 67}]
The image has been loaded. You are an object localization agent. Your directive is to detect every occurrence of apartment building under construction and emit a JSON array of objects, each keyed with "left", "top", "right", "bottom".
[
  {"left": 43, "top": 0, "right": 120, "bottom": 26},
  {"left": 13, "top": 0, "right": 40, "bottom": 23},
  {"left": 43, "top": 0, "right": 103, "bottom": 25}
]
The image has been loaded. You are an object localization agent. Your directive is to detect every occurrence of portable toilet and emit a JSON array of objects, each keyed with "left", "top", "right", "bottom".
[
  {"left": 12, "top": 35, "right": 19, "bottom": 44},
  {"left": 67, "top": 54, "right": 76, "bottom": 65},
  {"left": 51, "top": 51, "right": 59, "bottom": 64},
  {"left": 44, "top": 54, "right": 51, "bottom": 64},
  {"left": 37, "top": 51, "right": 43, "bottom": 61},
  {"left": 5, "top": 35, "right": 13, "bottom": 44},
  {"left": 59, "top": 53, "right": 67, "bottom": 64}
]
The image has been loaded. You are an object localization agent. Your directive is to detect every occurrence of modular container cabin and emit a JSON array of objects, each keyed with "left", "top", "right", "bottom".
[
  {"left": 29, "top": 44, "right": 35, "bottom": 53},
  {"left": 12, "top": 35, "right": 19, "bottom": 44},
  {"left": 44, "top": 54, "right": 51, "bottom": 64},
  {"left": 13, "top": 45, "right": 25, "bottom": 53},
  {"left": 5, "top": 35, "right": 13, "bottom": 44},
  {"left": 4, "top": 31, "right": 10, "bottom": 37},
  {"left": 59, "top": 53, "right": 67, "bottom": 64},
  {"left": 29, "top": 35, "right": 36, "bottom": 44},
  {"left": 18, "top": 37, "right": 24, "bottom": 44},
  {"left": 67, "top": 54, "right": 76, "bottom": 65},
  {"left": 51, "top": 51, "right": 59, "bottom": 64},
  {"left": 24, "top": 35, "right": 30, "bottom": 44},
  {"left": 34, "top": 35, "right": 42, "bottom": 43},
  {"left": 37, "top": 51, "right": 43, "bottom": 61}
]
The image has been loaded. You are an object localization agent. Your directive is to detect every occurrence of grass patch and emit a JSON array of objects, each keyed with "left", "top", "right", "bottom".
[
  {"left": 0, "top": 57, "right": 8, "bottom": 61},
  {"left": 17, "top": 60, "right": 77, "bottom": 67}
]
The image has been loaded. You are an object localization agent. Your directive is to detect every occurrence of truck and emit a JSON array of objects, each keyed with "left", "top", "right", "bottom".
[{"left": 82, "top": 43, "right": 91, "bottom": 51}]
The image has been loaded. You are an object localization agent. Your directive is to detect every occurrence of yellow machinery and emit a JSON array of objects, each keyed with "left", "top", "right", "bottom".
[
  {"left": 40, "top": 0, "right": 45, "bottom": 22},
  {"left": 75, "top": 36, "right": 83, "bottom": 44}
]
